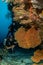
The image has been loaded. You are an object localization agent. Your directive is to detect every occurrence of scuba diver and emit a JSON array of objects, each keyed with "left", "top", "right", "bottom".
[
  {"left": 7, "top": 22, "right": 15, "bottom": 38},
  {"left": 4, "top": 35, "right": 17, "bottom": 53}
]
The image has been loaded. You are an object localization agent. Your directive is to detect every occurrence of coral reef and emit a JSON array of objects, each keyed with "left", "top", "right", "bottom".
[
  {"left": 1, "top": 0, "right": 43, "bottom": 64},
  {"left": 31, "top": 49, "right": 43, "bottom": 63},
  {"left": 9, "top": 0, "right": 43, "bottom": 49},
  {"left": 2, "top": 0, "right": 43, "bottom": 50}
]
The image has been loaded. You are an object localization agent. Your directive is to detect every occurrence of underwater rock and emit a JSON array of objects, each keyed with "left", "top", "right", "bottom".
[
  {"left": 20, "top": 63, "right": 25, "bottom": 65},
  {"left": 0, "top": 48, "right": 8, "bottom": 56},
  {"left": 23, "top": 59, "right": 33, "bottom": 63},
  {"left": 0, "top": 60, "right": 8, "bottom": 65}
]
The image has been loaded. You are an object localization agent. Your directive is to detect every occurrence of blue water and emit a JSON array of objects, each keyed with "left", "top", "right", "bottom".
[{"left": 0, "top": 0, "right": 12, "bottom": 43}]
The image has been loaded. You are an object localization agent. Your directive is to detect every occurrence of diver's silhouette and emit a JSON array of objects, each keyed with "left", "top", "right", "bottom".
[{"left": 7, "top": 23, "right": 15, "bottom": 37}]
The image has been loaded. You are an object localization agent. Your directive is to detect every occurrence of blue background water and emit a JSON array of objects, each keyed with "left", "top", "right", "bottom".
[{"left": 0, "top": 0, "right": 12, "bottom": 43}]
